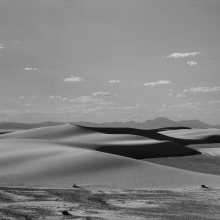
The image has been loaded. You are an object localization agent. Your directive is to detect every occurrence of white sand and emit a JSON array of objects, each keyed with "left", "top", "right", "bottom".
[
  {"left": 159, "top": 128, "right": 220, "bottom": 140},
  {"left": 0, "top": 125, "right": 220, "bottom": 190}
]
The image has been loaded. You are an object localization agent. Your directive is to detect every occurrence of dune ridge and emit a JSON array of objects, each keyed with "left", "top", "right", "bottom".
[
  {"left": 78, "top": 126, "right": 220, "bottom": 145},
  {"left": 1, "top": 139, "right": 220, "bottom": 190},
  {"left": 0, "top": 124, "right": 220, "bottom": 190},
  {"left": 0, "top": 124, "right": 199, "bottom": 159}
]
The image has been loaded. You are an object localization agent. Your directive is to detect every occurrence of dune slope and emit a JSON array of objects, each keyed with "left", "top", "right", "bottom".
[
  {"left": 0, "top": 139, "right": 220, "bottom": 190},
  {"left": 79, "top": 126, "right": 220, "bottom": 145},
  {"left": 159, "top": 129, "right": 220, "bottom": 144},
  {"left": 0, "top": 124, "right": 199, "bottom": 159},
  {"left": 1, "top": 124, "right": 220, "bottom": 190}
]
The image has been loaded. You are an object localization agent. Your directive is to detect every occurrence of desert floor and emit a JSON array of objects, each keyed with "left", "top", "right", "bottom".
[
  {"left": 1, "top": 186, "right": 220, "bottom": 220},
  {"left": 1, "top": 125, "right": 220, "bottom": 219},
  {"left": 145, "top": 153, "right": 220, "bottom": 175}
]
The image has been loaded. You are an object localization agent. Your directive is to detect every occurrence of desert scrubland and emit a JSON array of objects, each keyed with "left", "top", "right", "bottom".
[{"left": 0, "top": 124, "right": 220, "bottom": 219}]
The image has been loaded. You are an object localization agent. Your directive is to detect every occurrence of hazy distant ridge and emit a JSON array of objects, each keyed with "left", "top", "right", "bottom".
[
  {"left": 0, "top": 117, "right": 219, "bottom": 130},
  {"left": 76, "top": 117, "right": 220, "bottom": 129}
]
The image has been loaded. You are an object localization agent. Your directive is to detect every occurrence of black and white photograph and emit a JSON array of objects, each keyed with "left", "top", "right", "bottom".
[{"left": 0, "top": 0, "right": 220, "bottom": 219}]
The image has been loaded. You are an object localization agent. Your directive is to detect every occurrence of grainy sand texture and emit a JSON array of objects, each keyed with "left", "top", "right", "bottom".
[{"left": 0, "top": 124, "right": 220, "bottom": 190}]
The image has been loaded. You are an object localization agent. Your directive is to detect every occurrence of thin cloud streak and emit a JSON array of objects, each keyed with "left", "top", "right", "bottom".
[
  {"left": 70, "top": 96, "right": 103, "bottom": 103},
  {"left": 167, "top": 52, "right": 201, "bottom": 58},
  {"left": 177, "top": 94, "right": 185, "bottom": 97},
  {"left": 50, "top": 95, "right": 62, "bottom": 99},
  {"left": 24, "top": 67, "right": 37, "bottom": 70},
  {"left": 109, "top": 80, "right": 120, "bottom": 83},
  {"left": 161, "top": 102, "right": 201, "bottom": 110},
  {"left": 0, "top": 44, "right": 5, "bottom": 49},
  {"left": 144, "top": 80, "right": 171, "bottom": 86},
  {"left": 187, "top": 61, "right": 197, "bottom": 65},
  {"left": 184, "top": 87, "right": 220, "bottom": 92},
  {"left": 209, "top": 101, "right": 220, "bottom": 104},
  {"left": 93, "top": 91, "right": 115, "bottom": 96},
  {"left": 63, "top": 75, "right": 84, "bottom": 82}
]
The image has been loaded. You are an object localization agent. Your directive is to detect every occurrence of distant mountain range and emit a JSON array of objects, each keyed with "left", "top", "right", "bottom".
[
  {"left": 0, "top": 117, "right": 219, "bottom": 130},
  {"left": 75, "top": 117, "right": 220, "bottom": 129}
]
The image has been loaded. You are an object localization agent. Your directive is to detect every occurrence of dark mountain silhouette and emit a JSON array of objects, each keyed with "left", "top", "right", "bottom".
[{"left": 0, "top": 117, "right": 219, "bottom": 130}]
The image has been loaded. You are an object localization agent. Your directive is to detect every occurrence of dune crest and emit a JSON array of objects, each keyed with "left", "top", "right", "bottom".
[
  {"left": 159, "top": 129, "right": 220, "bottom": 144},
  {"left": 0, "top": 139, "right": 220, "bottom": 190},
  {"left": 79, "top": 126, "right": 220, "bottom": 145},
  {"left": 0, "top": 124, "right": 199, "bottom": 159},
  {"left": 0, "top": 124, "right": 220, "bottom": 189}
]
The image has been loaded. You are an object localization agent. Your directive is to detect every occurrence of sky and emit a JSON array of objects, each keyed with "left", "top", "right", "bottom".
[{"left": 0, "top": 0, "right": 220, "bottom": 124}]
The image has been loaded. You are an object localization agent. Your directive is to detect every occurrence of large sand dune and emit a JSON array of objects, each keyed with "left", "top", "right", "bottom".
[
  {"left": 0, "top": 124, "right": 198, "bottom": 159},
  {"left": 79, "top": 126, "right": 220, "bottom": 145},
  {"left": 0, "top": 124, "right": 220, "bottom": 190},
  {"left": 159, "top": 128, "right": 220, "bottom": 144}
]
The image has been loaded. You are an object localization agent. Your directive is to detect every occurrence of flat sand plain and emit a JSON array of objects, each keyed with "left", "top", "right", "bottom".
[{"left": 1, "top": 125, "right": 220, "bottom": 219}]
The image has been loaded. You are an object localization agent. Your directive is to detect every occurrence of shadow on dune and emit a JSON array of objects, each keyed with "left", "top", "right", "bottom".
[
  {"left": 95, "top": 141, "right": 199, "bottom": 159},
  {"left": 57, "top": 139, "right": 199, "bottom": 159},
  {"left": 0, "top": 130, "right": 21, "bottom": 135},
  {"left": 76, "top": 126, "right": 220, "bottom": 145},
  {"left": 2, "top": 125, "right": 220, "bottom": 189},
  {"left": 2, "top": 124, "right": 219, "bottom": 159}
]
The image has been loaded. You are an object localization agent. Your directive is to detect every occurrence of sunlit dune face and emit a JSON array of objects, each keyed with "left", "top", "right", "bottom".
[{"left": 0, "top": 125, "right": 220, "bottom": 190}]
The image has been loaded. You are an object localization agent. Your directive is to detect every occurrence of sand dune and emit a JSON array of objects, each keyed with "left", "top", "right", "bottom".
[
  {"left": 160, "top": 128, "right": 220, "bottom": 138},
  {"left": 0, "top": 124, "right": 220, "bottom": 190},
  {"left": 0, "top": 124, "right": 198, "bottom": 159},
  {"left": 0, "top": 129, "right": 21, "bottom": 135},
  {"left": 80, "top": 126, "right": 220, "bottom": 145},
  {"left": 163, "top": 129, "right": 220, "bottom": 145},
  {"left": 0, "top": 124, "right": 99, "bottom": 141},
  {"left": 198, "top": 148, "right": 220, "bottom": 156},
  {"left": 188, "top": 143, "right": 220, "bottom": 156},
  {"left": 3, "top": 124, "right": 219, "bottom": 145},
  {"left": 0, "top": 139, "right": 220, "bottom": 190},
  {"left": 0, "top": 124, "right": 157, "bottom": 143}
]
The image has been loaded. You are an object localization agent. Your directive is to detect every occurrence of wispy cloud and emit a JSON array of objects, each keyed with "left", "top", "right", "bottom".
[
  {"left": 208, "top": 101, "right": 220, "bottom": 104},
  {"left": 24, "top": 67, "right": 37, "bottom": 70},
  {"left": 63, "top": 75, "right": 84, "bottom": 82},
  {"left": 109, "top": 80, "right": 120, "bottom": 83},
  {"left": 80, "top": 106, "right": 135, "bottom": 113},
  {"left": 70, "top": 96, "right": 102, "bottom": 103},
  {"left": 24, "top": 103, "right": 31, "bottom": 106},
  {"left": 50, "top": 95, "right": 62, "bottom": 99},
  {"left": 162, "top": 102, "right": 201, "bottom": 110},
  {"left": 58, "top": 104, "right": 91, "bottom": 111},
  {"left": 93, "top": 91, "right": 115, "bottom": 96},
  {"left": 0, "top": 44, "right": 6, "bottom": 49},
  {"left": 177, "top": 94, "right": 185, "bottom": 97},
  {"left": 19, "top": 96, "right": 24, "bottom": 99},
  {"left": 49, "top": 95, "right": 113, "bottom": 105},
  {"left": 187, "top": 61, "right": 197, "bottom": 65},
  {"left": 167, "top": 52, "right": 201, "bottom": 58},
  {"left": 184, "top": 87, "right": 220, "bottom": 92},
  {"left": 144, "top": 80, "right": 171, "bottom": 86},
  {"left": 69, "top": 96, "right": 112, "bottom": 105}
]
